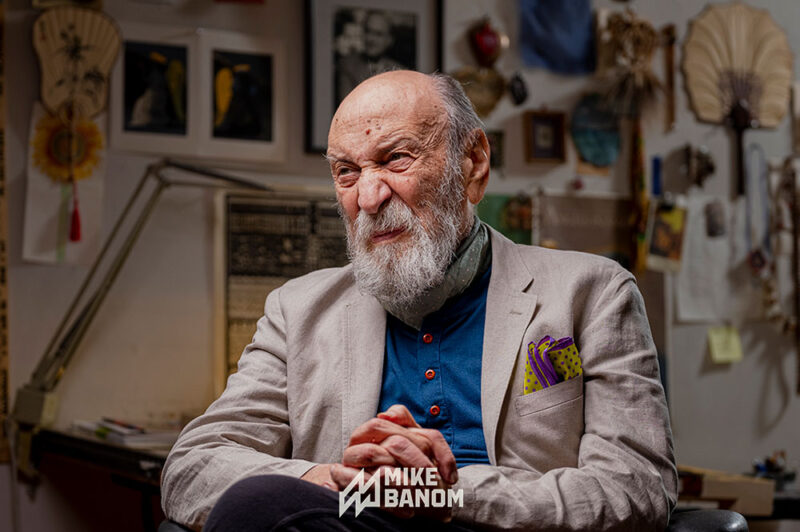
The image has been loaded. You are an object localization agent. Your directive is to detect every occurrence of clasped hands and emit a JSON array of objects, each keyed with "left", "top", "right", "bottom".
[{"left": 301, "top": 404, "right": 458, "bottom": 521}]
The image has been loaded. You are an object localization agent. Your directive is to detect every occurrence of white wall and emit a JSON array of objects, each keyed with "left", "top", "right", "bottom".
[
  {"left": 442, "top": 0, "right": 800, "bottom": 473},
  {"left": 3, "top": 1, "right": 800, "bottom": 530}
]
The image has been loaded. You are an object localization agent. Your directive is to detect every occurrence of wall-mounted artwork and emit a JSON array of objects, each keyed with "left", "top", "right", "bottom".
[
  {"left": 486, "top": 130, "right": 505, "bottom": 170},
  {"left": 110, "top": 24, "right": 198, "bottom": 157},
  {"left": 214, "top": 191, "right": 348, "bottom": 392},
  {"left": 305, "top": 0, "right": 441, "bottom": 152},
  {"left": 122, "top": 40, "right": 188, "bottom": 136},
  {"left": 524, "top": 110, "right": 566, "bottom": 163},
  {"left": 198, "top": 30, "right": 286, "bottom": 162},
  {"left": 110, "top": 25, "right": 286, "bottom": 163}
]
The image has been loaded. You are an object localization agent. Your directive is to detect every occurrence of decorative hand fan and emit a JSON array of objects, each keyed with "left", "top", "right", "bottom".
[
  {"left": 31, "top": 6, "right": 120, "bottom": 243},
  {"left": 33, "top": 6, "right": 120, "bottom": 119},
  {"left": 683, "top": 2, "right": 792, "bottom": 197}
]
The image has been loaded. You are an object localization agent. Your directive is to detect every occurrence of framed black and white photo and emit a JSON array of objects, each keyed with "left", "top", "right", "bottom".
[{"left": 305, "top": 0, "right": 441, "bottom": 153}]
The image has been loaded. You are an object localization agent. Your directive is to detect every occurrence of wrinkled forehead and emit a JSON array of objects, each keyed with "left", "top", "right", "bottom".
[{"left": 328, "top": 78, "right": 446, "bottom": 147}]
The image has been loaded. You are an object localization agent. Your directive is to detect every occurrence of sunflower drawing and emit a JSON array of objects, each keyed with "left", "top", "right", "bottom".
[{"left": 31, "top": 111, "right": 103, "bottom": 182}]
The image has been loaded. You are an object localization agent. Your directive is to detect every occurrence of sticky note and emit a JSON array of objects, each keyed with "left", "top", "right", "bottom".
[{"left": 707, "top": 326, "right": 743, "bottom": 363}]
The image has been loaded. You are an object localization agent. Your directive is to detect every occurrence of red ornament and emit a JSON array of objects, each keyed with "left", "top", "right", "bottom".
[{"left": 469, "top": 19, "right": 504, "bottom": 67}]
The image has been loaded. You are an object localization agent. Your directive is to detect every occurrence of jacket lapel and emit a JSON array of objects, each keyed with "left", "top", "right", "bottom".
[
  {"left": 341, "top": 291, "right": 387, "bottom": 451},
  {"left": 482, "top": 229, "right": 537, "bottom": 464}
]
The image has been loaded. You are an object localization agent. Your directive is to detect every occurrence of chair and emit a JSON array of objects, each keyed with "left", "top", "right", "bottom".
[{"left": 159, "top": 508, "right": 749, "bottom": 531}]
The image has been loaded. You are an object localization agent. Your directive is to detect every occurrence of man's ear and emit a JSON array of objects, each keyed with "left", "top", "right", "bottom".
[{"left": 462, "top": 130, "right": 490, "bottom": 205}]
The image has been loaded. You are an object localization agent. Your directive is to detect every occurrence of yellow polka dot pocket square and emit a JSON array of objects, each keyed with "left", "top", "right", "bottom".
[{"left": 524, "top": 336, "right": 583, "bottom": 394}]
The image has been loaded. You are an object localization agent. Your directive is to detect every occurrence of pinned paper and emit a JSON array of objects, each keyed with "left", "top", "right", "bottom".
[{"left": 707, "top": 326, "right": 743, "bottom": 364}]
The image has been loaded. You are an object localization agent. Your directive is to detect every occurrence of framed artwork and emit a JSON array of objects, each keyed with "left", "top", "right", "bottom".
[
  {"left": 197, "top": 30, "right": 287, "bottom": 162},
  {"left": 646, "top": 198, "right": 688, "bottom": 272},
  {"left": 213, "top": 190, "right": 348, "bottom": 393},
  {"left": 305, "top": 0, "right": 442, "bottom": 153},
  {"left": 110, "top": 24, "right": 199, "bottom": 157},
  {"left": 486, "top": 130, "right": 504, "bottom": 169},
  {"left": 524, "top": 110, "right": 566, "bottom": 163},
  {"left": 537, "top": 194, "right": 633, "bottom": 270},
  {"left": 110, "top": 25, "right": 286, "bottom": 163}
]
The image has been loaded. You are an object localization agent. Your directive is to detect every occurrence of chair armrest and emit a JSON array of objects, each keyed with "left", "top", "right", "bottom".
[
  {"left": 667, "top": 508, "right": 748, "bottom": 532},
  {"left": 158, "top": 520, "right": 194, "bottom": 532}
]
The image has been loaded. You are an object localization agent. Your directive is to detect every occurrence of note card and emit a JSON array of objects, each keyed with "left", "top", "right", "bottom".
[{"left": 707, "top": 325, "right": 743, "bottom": 364}]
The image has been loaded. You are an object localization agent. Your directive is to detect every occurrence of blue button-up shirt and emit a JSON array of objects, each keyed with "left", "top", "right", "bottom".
[{"left": 378, "top": 267, "right": 491, "bottom": 466}]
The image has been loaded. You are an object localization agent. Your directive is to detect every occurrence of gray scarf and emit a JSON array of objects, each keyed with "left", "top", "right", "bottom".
[{"left": 383, "top": 216, "right": 491, "bottom": 329}]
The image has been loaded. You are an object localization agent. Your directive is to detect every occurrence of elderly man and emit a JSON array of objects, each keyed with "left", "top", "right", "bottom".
[{"left": 161, "top": 71, "right": 677, "bottom": 531}]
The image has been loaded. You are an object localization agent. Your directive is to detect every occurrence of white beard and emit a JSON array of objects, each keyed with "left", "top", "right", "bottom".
[{"left": 343, "top": 169, "right": 467, "bottom": 309}]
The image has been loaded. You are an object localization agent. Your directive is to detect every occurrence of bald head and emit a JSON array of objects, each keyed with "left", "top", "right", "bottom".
[{"left": 329, "top": 70, "right": 447, "bottom": 150}]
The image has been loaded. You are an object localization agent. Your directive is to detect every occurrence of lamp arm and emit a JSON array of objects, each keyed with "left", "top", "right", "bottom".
[
  {"left": 33, "top": 177, "right": 169, "bottom": 391},
  {"left": 26, "top": 159, "right": 268, "bottom": 393},
  {"left": 29, "top": 164, "right": 160, "bottom": 389}
]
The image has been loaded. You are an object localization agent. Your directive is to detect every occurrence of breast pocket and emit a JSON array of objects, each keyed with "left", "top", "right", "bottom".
[
  {"left": 498, "top": 375, "right": 584, "bottom": 471},
  {"left": 514, "top": 374, "right": 583, "bottom": 416}
]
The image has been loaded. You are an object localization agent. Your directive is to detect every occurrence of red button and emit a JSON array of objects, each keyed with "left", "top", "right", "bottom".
[
  {"left": 422, "top": 333, "right": 433, "bottom": 344},
  {"left": 425, "top": 369, "right": 436, "bottom": 380},
  {"left": 429, "top": 405, "right": 440, "bottom": 416}
]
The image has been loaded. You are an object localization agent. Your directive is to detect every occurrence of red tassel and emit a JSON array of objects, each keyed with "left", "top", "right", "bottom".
[{"left": 69, "top": 185, "right": 81, "bottom": 242}]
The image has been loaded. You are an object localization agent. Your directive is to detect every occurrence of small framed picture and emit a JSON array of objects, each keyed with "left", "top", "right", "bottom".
[
  {"left": 524, "top": 110, "right": 566, "bottom": 163},
  {"left": 646, "top": 198, "right": 688, "bottom": 272},
  {"left": 486, "top": 130, "right": 504, "bottom": 169},
  {"left": 305, "top": 0, "right": 442, "bottom": 153},
  {"left": 197, "top": 29, "right": 287, "bottom": 163},
  {"left": 110, "top": 23, "right": 199, "bottom": 157}
]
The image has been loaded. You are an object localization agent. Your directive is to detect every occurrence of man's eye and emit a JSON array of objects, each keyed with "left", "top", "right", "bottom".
[
  {"left": 388, "top": 152, "right": 408, "bottom": 161},
  {"left": 334, "top": 167, "right": 359, "bottom": 186}
]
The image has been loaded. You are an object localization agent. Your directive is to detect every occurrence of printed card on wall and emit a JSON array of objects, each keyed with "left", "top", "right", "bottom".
[
  {"left": 218, "top": 193, "right": 348, "bottom": 393},
  {"left": 538, "top": 194, "right": 633, "bottom": 270},
  {"left": 23, "top": 103, "right": 106, "bottom": 264}
]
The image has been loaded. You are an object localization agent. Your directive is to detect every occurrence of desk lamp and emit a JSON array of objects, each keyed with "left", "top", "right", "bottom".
[{"left": 11, "top": 158, "right": 278, "bottom": 476}]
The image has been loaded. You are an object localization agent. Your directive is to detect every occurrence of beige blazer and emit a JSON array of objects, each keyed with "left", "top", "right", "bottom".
[{"left": 162, "top": 228, "right": 677, "bottom": 531}]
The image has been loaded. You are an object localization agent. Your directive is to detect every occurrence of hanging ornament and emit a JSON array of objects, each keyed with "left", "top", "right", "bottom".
[
  {"left": 570, "top": 93, "right": 620, "bottom": 168},
  {"left": 600, "top": 9, "right": 660, "bottom": 273},
  {"left": 683, "top": 3, "right": 792, "bottom": 197},
  {"left": 468, "top": 18, "right": 508, "bottom": 68},
  {"left": 507, "top": 72, "right": 528, "bottom": 106},
  {"left": 33, "top": 7, "right": 120, "bottom": 119},
  {"left": 31, "top": 111, "right": 103, "bottom": 182},
  {"left": 452, "top": 17, "right": 509, "bottom": 118},
  {"left": 31, "top": 6, "right": 119, "bottom": 245},
  {"left": 451, "top": 67, "right": 505, "bottom": 117}
]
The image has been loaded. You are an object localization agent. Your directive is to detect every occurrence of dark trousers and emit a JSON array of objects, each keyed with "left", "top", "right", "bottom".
[{"left": 205, "top": 475, "right": 474, "bottom": 532}]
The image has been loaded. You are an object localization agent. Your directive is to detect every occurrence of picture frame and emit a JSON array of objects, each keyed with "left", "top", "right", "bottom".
[
  {"left": 305, "top": 0, "right": 442, "bottom": 153},
  {"left": 486, "top": 129, "right": 504, "bottom": 169},
  {"left": 213, "top": 190, "right": 347, "bottom": 394},
  {"left": 524, "top": 110, "right": 567, "bottom": 163},
  {"left": 110, "top": 23, "right": 199, "bottom": 157},
  {"left": 197, "top": 29, "right": 287, "bottom": 163},
  {"left": 110, "top": 25, "right": 286, "bottom": 163}
]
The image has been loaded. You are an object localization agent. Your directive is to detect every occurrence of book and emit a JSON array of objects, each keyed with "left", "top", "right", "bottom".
[{"left": 72, "top": 419, "right": 181, "bottom": 450}]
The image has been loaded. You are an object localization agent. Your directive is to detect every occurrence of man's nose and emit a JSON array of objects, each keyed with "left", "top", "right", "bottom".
[{"left": 357, "top": 170, "right": 392, "bottom": 215}]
